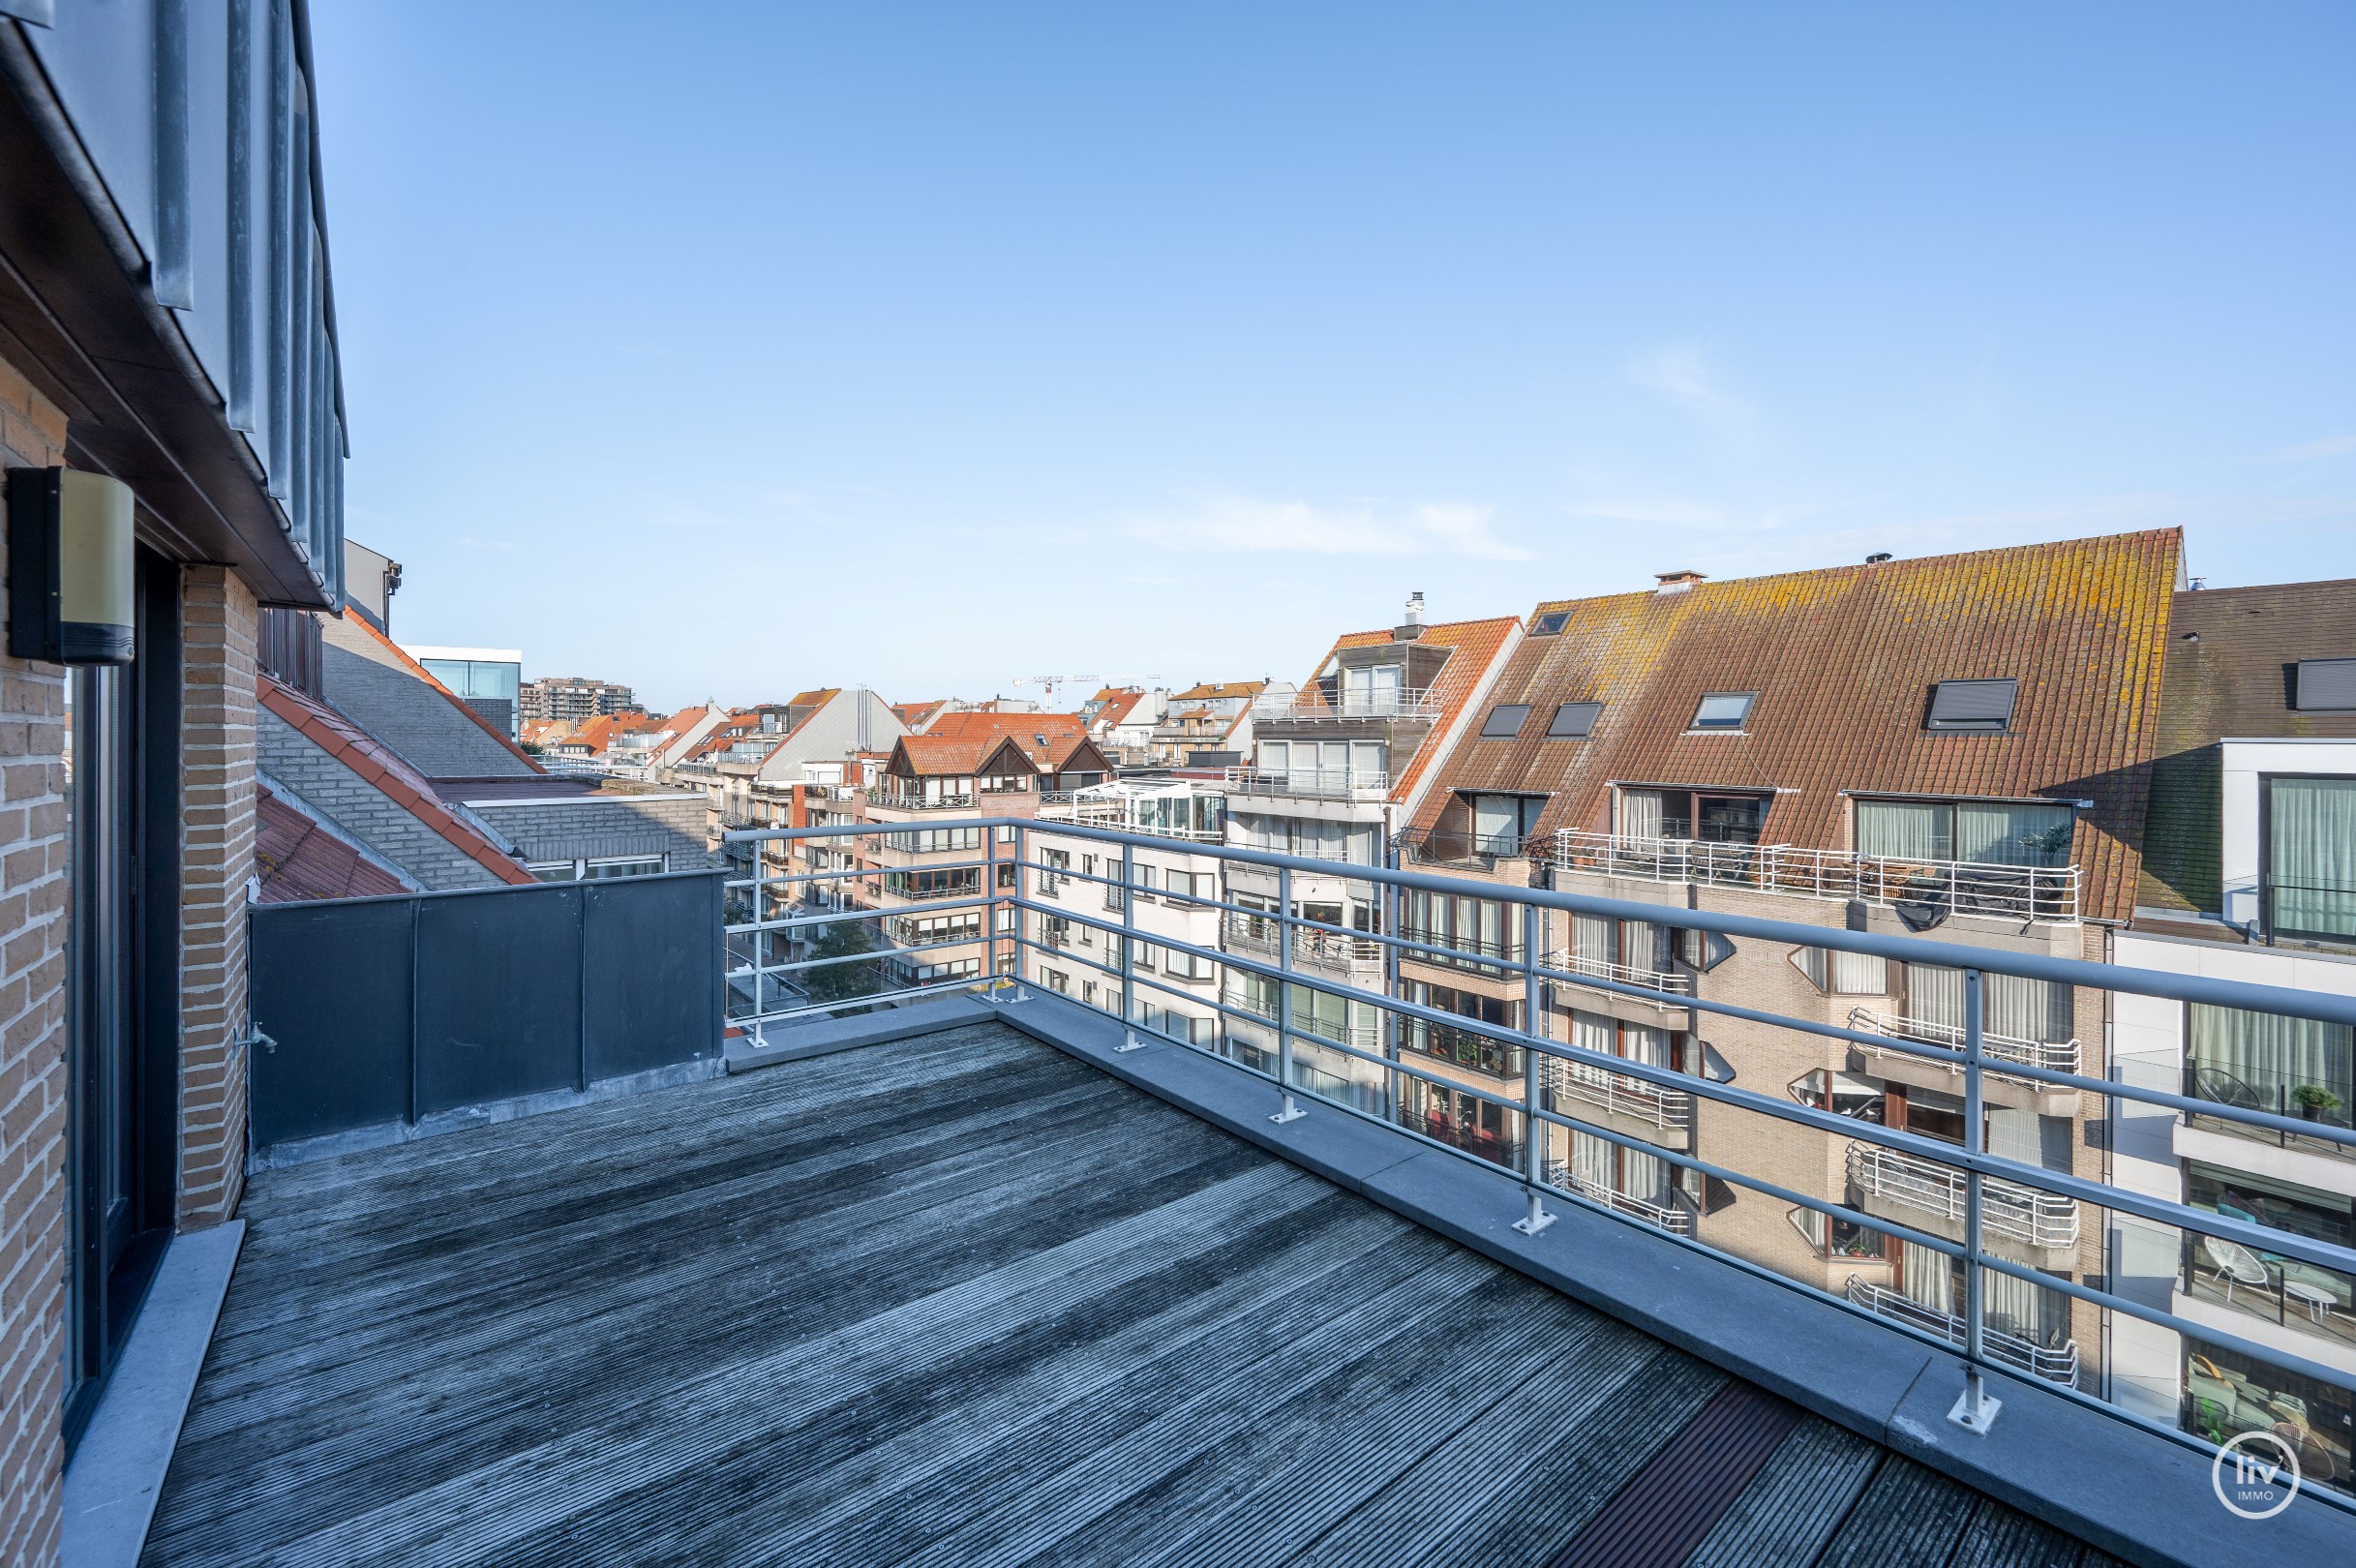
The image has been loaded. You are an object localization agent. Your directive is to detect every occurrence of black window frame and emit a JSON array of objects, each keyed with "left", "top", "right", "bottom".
[
  {"left": 1530, "top": 611, "right": 1570, "bottom": 636},
  {"left": 1546, "top": 701, "right": 1603, "bottom": 739},
  {"left": 1479, "top": 704, "right": 1533, "bottom": 739},
  {"left": 1924, "top": 678, "right": 2020, "bottom": 733},
  {"left": 1687, "top": 691, "right": 1756, "bottom": 732}
]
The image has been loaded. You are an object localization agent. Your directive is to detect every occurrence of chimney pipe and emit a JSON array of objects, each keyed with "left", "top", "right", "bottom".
[{"left": 1393, "top": 590, "right": 1427, "bottom": 641}]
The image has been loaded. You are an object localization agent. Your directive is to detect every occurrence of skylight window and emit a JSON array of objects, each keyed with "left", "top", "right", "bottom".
[
  {"left": 2295, "top": 658, "right": 2356, "bottom": 712},
  {"left": 1925, "top": 678, "right": 2018, "bottom": 732},
  {"left": 1480, "top": 704, "right": 1532, "bottom": 739},
  {"left": 1689, "top": 693, "right": 1755, "bottom": 732},
  {"left": 1547, "top": 702, "right": 1602, "bottom": 739},
  {"left": 1530, "top": 611, "right": 1570, "bottom": 636}
]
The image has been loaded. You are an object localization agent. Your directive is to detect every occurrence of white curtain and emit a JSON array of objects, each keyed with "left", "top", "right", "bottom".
[
  {"left": 1909, "top": 963, "right": 1965, "bottom": 1033},
  {"left": 1625, "top": 1022, "right": 1672, "bottom": 1069},
  {"left": 1831, "top": 950, "right": 1890, "bottom": 994},
  {"left": 1572, "top": 1129, "right": 1613, "bottom": 1191},
  {"left": 1908, "top": 965, "right": 2067, "bottom": 1042},
  {"left": 1858, "top": 799, "right": 1948, "bottom": 860},
  {"left": 1622, "top": 1148, "right": 1668, "bottom": 1206},
  {"left": 1573, "top": 915, "right": 1615, "bottom": 972},
  {"left": 1956, "top": 800, "right": 2074, "bottom": 867},
  {"left": 2190, "top": 1004, "right": 2354, "bottom": 1107},
  {"left": 1903, "top": 1241, "right": 1955, "bottom": 1314},
  {"left": 1473, "top": 796, "right": 1519, "bottom": 851},
  {"left": 1620, "top": 789, "right": 1665, "bottom": 839},
  {"left": 1979, "top": 1267, "right": 2066, "bottom": 1344},
  {"left": 1570, "top": 1010, "right": 1615, "bottom": 1086},
  {"left": 2272, "top": 778, "right": 2356, "bottom": 938}
]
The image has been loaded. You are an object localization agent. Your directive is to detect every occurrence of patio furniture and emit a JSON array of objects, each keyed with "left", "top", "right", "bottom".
[
  {"left": 2284, "top": 1280, "right": 2338, "bottom": 1324},
  {"left": 2202, "top": 1236, "right": 2275, "bottom": 1306}
]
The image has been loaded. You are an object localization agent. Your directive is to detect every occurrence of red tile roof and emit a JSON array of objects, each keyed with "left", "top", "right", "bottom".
[
  {"left": 1170, "top": 679, "right": 1267, "bottom": 701},
  {"left": 1091, "top": 689, "right": 1147, "bottom": 730},
  {"left": 258, "top": 677, "right": 537, "bottom": 887},
  {"left": 1409, "top": 531, "right": 2184, "bottom": 922},
  {"left": 254, "top": 786, "right": 409, "bottom": 903},
  {"left": 1299, "top": 616, "right": 1521, "bottom": 806}
]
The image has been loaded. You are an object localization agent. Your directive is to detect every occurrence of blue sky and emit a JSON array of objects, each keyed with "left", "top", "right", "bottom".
[{"left": 312, "top": 3, "right": 2356, "bottom": 712}]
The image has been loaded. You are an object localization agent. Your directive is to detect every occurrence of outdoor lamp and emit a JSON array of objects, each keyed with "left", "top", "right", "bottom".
[{"left": 8, "top": 467, "right": 136, "bottom": 665}]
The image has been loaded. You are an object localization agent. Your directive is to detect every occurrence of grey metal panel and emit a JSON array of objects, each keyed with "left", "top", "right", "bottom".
[
  {"left": 1929, "top": 678, "right": 2019, "bottom": 727},
  {"left": 583, "top": 872, "right": 722, "bottom": 1081},
  {"left": 2297, "top": 657, "right": 2356, "bottom": 711},
  {"left": 248, "top": 898, "right": 411, "bottom": 1144},
  {"left": 413, "top": 886, "right": 584, "bottom": 1114}
]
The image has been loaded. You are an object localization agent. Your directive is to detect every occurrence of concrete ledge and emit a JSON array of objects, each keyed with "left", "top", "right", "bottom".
[
  {"left": 250, "top": 1057, "right": 726, "bottom": 1170},
  {"left": 989, "top": 990, "right": 2356, "bottom": 1568},
  {"left": 63, "top": 1222, "right": 244, "bottom": 1568},
  {"left": 724, "top": 994, "right": 996, "bottom": 1073}
]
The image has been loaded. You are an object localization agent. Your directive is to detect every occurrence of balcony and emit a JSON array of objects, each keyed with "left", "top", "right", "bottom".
[
  {"left": 1548, "top": 829, "right": 2080, "bottom": 924},
  {"left": 1543, "top": 1161, "right": 1695, "bottom": 1236},
  {"left": 1222, "top": 912, "right": 1385, "bottom": 974},
  {"left": 1398, "top": 826, "right": 1528, "bottom": 870},
  {"left": 1846, "top": 1141, "right": 2081, "bottom": 1265},
  {"left": 1848, "top": 1007, "right": 2081, "bottom": 1112},
  {"left": 2177, "top": 1229, "right": 2356, "bottom": 1361},
  {"left": 1550, "top": 1061, "right": 1696, "bottom": 1134},
  {"left": 1844, "top": 1278, "right": 2079, "bottom": 1387},
  {"left": 1251, "top": 688, "right": 1442, "bottom": 723},
  {"left": 1546, "top": 948, "right": 1694, "bottom": 999},
  {"left": 2182, "top": 1061, "right": 2356, "bottom": 1165},
  {"left": 863, "top": 789, "right": 977, "bottom": 811},
  {"left": 1221, "top": 767, "right": 1390, "bottom": 801}
]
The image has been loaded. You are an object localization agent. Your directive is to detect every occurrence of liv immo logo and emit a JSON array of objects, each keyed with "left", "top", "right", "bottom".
[{"left": 2212, "top": 1430, "right": 2302, "bottom": 1520}]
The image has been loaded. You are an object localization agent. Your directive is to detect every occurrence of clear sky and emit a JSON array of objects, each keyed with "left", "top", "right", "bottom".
[{"left": 310, "top": 3, "right": 2356, "bottom": 713}]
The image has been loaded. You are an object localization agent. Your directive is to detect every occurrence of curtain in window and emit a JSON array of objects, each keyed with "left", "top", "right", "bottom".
[
  {"left": 1956, "top": 801, "right": 2074, "bottom": 868},
  {"left": 1831, "top": 950, "right": 1890, "bottom": 994},
  {"left": 1569, "top": 1010, "right": 1615, "bottom": 1086},
  {"left": 2271, "top": 777, "right": 2356, "bottom": 938},
  {"left": 1473, "top": 796, "right": 1520, "bottom": 852},
  {"left": 1979, "top": 1267, "right": 2068, "bottom": 1345},
  {"left": 1622, "top": 1147, "right": 1669, "bottom": 1206},
  {"left": 1908, "top": 963, "right": 1965, "bottom": 1034},
  {"left": 1620, "top": 789, "right": 1664, "bottom": 840},
  {"left": 1907, "top": 965, "right": 2067, "bottom": 1043},
  {"left": 1903, "top": 1241, "right": 1955, "bottom": 1315},
  {"left": 2190, "top": 1005, "right": 2355, "bottom": 1105},
  {"left": 1625, "top": 1022, "right": 1673, "bottom": 1070},
  {"left": 1572, "top": 1129, "right": 1613, "bottom": 1191},
  {"left": 1573, "top": 915, "right": 1615, "bottom": 974},
  {"left": 1858, "top": 799, "right": 1949, "bottom": 860}
]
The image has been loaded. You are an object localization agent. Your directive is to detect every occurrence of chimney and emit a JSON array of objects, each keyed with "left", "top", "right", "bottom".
[
  {"left": 1393, "top": 590, "right": 1427, "bottom": 642},
  {"left": 1653, "top": 570, "right": 1706, "bottom": 594}
]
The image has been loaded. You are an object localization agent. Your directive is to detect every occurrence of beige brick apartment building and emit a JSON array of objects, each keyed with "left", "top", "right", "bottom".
[{"left": 0, "top": 7, "right": 347, "bottom": 1558}]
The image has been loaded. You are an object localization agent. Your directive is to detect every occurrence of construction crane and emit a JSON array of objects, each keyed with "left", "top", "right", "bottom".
[{"left": 1012, "top": 674, "right": 1162, "bottom": 707}]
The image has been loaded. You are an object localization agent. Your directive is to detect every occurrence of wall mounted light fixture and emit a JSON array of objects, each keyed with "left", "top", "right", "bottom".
[{"left": 7, "top": 467, "right": 136, "bottom": 665}]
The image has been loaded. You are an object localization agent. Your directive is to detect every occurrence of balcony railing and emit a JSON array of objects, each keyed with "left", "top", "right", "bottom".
[
  {"left": 1220, "top": 767, "right": 1390, "bottom": 801},
  {"left": 1844, "top": 1278, "right": 2078, "bottom": 1386},
  {"left": 1252, "top": 688, "right": 1442, "bottom": 723},
  {"left": 1547, "top": 829, "right": 2079, "bottom": 923},
  {"left": 1222, "top": 912, "right": 1384, "bottom": 972},
  {"left": 1551, "top": 1061, "right": 1696, "bottom": 1131},
  {"left": 1405, "top": 1019, "right": 1525, "bottom": 1079},
  {"left": 1846, "top": 1141, "right": 2079, "bottom": 1251},
  {"left": 719, "top": 812, "right": 2356, "bottom": 1486},
  {"left": 1548, "top": 948, "right": 1695, "bottom": 998},
  {"left": 1037, "top": 794, "right": 1224, "bottom": 840},
  {"left": 2182, "top": 1061, "right": 2356, "bottom": 1162},
  {"left": 863, "top": 789, "right": 977, "bottom": 811},
  {"left": 1848, "top": 1007, "right": 2079, "bottom": 1088},
  {"left": 1398, "top": 827, "right": 1528, "bottom": 867}
]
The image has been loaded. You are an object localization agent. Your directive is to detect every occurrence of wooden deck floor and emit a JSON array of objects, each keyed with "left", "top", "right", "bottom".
[{"left": 144, "top": 1022, "right": 2121, "bottom": 1567}]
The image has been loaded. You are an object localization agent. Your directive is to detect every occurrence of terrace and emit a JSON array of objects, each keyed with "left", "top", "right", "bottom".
[{"left": 105, "top": 817, "right": 2356, "bottom": 1566}]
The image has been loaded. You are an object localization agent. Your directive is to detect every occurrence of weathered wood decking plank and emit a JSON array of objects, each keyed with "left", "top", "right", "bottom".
[{"left": 142, "top": 1022, "right": 2101, "bottom": 1568}]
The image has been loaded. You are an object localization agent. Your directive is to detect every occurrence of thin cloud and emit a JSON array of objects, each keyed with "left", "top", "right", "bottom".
[
  {"left": 1126, "top": 492, "right": 1533, "bottom": 560},
  {"left": 1627, "top": 343, "right": 1757, "bottom": 441},
  {"left": 2261, "top": 433, "right": 2356, "bottom": 463}
]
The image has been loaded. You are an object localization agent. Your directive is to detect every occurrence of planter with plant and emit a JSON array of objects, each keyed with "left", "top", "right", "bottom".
[{"left": 2292, "top": 1084, "right": 2343, "bottom": 1123}]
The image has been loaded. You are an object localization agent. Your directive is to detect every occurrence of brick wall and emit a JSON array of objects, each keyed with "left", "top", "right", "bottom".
[
  {"left": 257, "top": 710, "right": 512, "bottom": 890},
  {"left": 0, "top": 356, "right": 72, "bottom": 1568},
  {"left": 179, "top": 567, "right": 257, "bottom": 1228}
]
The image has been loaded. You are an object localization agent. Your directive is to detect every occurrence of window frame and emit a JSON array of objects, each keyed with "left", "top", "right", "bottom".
[
  {"left": 1479, "top": 704, "right": 1533, "bottom": 739},
  {"left": 1923, "top": 677, "right": 2020, "bottom": 733},
  {"left": 1530, "top": 611, "right": 1570, "bottom": 636},
  {"left": 1546, "top": 701, "right": 1603, "bottom": 739},
  {"left": 1687, "top": 691, "right": 1757, "bottom": 733}
]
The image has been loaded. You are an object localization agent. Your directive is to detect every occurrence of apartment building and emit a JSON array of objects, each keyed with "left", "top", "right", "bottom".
[
  {"left": 1219, "top": 597, "right": 1522, "bottom": 1098},
  {"left": 1029, "top": 777, "right": 1229, "bottom": 1040},
  {"left": 0, "top": 7, "right": 347, "bottom": 1553},
  {"left": 404, "top": 645, "right": 524, "bottom": 739},
  {"left": 521, "top": 675, "right": 638, "bottom": 724},
  {"left": 1080, "top": 685, "right": 1166, "bottom": 763},
  {"left": 2108, "top": 578, "right": 2356, "bottom": 1492},
  {"left": 1148, "top": 678, "right": 1280, "bottom": 766},
  {"left": 1387, "top": 532, "right": 2191, "bottom": 1407}
]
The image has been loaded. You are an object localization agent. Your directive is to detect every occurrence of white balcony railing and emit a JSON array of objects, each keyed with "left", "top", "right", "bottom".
[
  {"left": 1223, "top": 913, "right": 1384, "bottom": 972},
  {"left": 1221, "top": 767, "right": 1389, "bottom": 801},
  {"left": 1545, "top": 1161, "right": 1694, "bottom": 1235},
  {"left": 1847, "top": 1007, "right": 2079, "bottom": 1089},
  {"left": 1844, "top": 1277, "right": 2079, "bottom": 1386},
  {"left": 1546, "top": 949, "right": 1694, "bottom": 998},
  {"left": 1252, "top": 688, "right": 1441, "bottom": 723},
  {"left": 1550, "top": 1062, "right": 1695, "bottom": 1131},
  {"left": 1846, "top": 1141, "right": 2080, "bottom": 1251},
  {"left": 863, "top": 789, "right": 976, "bottom": 812},
  {"left": 1547, "top": 829, "right": 2079, "bottom": 924}
]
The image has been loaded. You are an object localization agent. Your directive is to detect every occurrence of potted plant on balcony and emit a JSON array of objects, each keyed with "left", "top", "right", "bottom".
[{"left": 2292, "top": 1084, "right": 2342, "bottom": 1123}]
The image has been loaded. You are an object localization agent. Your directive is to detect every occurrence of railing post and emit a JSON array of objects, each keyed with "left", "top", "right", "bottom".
[
  {"left": 1382, "top": 837, "right": 1401, "bottom": 1124},
  {"left": 983, "top": 821, "right": 1001, "bottom": 993},
  {"left": 1117, "top": 837, "right": 1146, "bottom": 1051},
  {"left": 1513, "top": 898, "right": 1556, "bottom": 1236},
  {"left": 1271, "top": 862, "right": 1305, "bottom": 1124},
  {"left": 1950, "top": 964, "right": 1999, "bottom": 1432},
  {"left": 1010, "top": 823, "right": 1030, "bottom": 1001}
]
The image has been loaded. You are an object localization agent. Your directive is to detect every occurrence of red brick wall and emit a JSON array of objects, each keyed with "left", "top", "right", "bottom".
[
  {"left": 178, "top": 567, "right": 257, "bottom": 1227},
  {"left": 0, "top": 353, "right": 74, "bottom": 1568}
]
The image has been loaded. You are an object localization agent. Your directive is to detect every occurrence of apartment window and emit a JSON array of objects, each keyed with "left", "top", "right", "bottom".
[
  {"left": 1401, "top": 890, "right": 1516, "bottom": 970},
  {"left": 1789, "top": 1069, "right": 1885, "bottom": 1121},
  {"left": 1790, "top": 946, "right": 1890, "bottom": 995},
  {"left": 1163, "top": 947, "right": 1209, "bottom": 980},
  {"left": 1480, "top": 704, "right": 1532, "bottom": 739},
  {"left": 1468, "top": 794, "right": 1544, "bottom": 855},
  {"left": 2187, "top": 1004, "right": 2352, "bottom": 1131},
  {"left": 1688, "top": 692, "right": 1755, "bottom": 732},
  {"left": 1788, "top": 1205, "right": 1886, "bottom": 1259},
  {"left": 2294, "top": 658, "right": 2356, "bottom": 711},
  {"left": 1044, "top": 969, "right": 1070, "bottom": 994},
  {"left": 1854, "top": 797, "right": 2074, "bottom": 868},
  {"left": 1567, "top": 916, "right": 1675, "bottom": 982},
  {"left": 1618, "top": 787, "right": 1768, "bottom": 845},
  {"left": 2266, "top": 776, "right": 2356, "bottom": 942},
  {"left": 1546, "top": 702, "right": 1602, "bottom": 739},
  {"left": 1925, "top": 678, "right": 2019, "bottom": 732},
  {"left": 1530, "top": 611, "right": 1570, "bottom": 636},
  {"left": 1901, "top": 964, "right": 2073, "bottom": 1047}
]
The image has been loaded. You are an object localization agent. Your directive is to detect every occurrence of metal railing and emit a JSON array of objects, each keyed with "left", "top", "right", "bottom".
[
  {"left": 1549, "top": 948, "right": 1695, "bottom": 998},
  {"left": 862, "top": 789, "right": 978, "bottom": 811},
  {"left": 1398, "top": 827, "right": 1528, "bottom": 865},
  {"left": 2182, "top": 1061, "right": 2356, "bottom": 1161},
  {"left": 1223, "top": 912, "right": 1384, "bottom": 971},
  {"left": 1844, "top": 1278, "right": 2079, "bottom": 1386},
  {"left": 1847, "top": 1141, "right": 2080, "bottom": 1250},
  {"left": 1220, "top": 767, "right": 1390, "bottom": 800},
  {"left": 1548, "top": 829, "right": 2080, "bottom": 923},
  {"left": 1849, "top": 1007, "right": 2079, "bottom": 1087},
  {"left": 720, "top": 813, "right": 2356, "bottom": 1508},
  {"left": 1550, "top": 1061, "right": 1695, "bottom": 1131},
  {"left": 1251, "top": 688, "right": 1441, "bottom": 722}
]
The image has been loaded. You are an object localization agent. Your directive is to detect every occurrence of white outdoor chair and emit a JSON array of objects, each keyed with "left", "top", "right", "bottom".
[{"left": 2202, "top": 1235, "right": 2275, "bottom": 1305}]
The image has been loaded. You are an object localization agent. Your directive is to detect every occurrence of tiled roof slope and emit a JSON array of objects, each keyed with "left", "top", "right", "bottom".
[
  {"left": 1171, "top": 679, "right": 1266, "bottom": 701},
  {"left": 1410, "top": 530, "right": 2183, "bottom": 922},
  {"left": 2138, "top": 579, "right": 2356, "bottom": 914},
  {"left": 1312, "top": 616, "right": 1519, "bottom": 807},
  {"left": 891, "top": 733, "right": 1035, "bottom": 778},
  {"left": 320, "top": 613, "right": 543, "bottom": 779},
  {"left": 255, "top": 786, "right": 408, "bottom": 902},
  {"left": 258, "top": 677, "right": 537, "bottom": 887}
]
